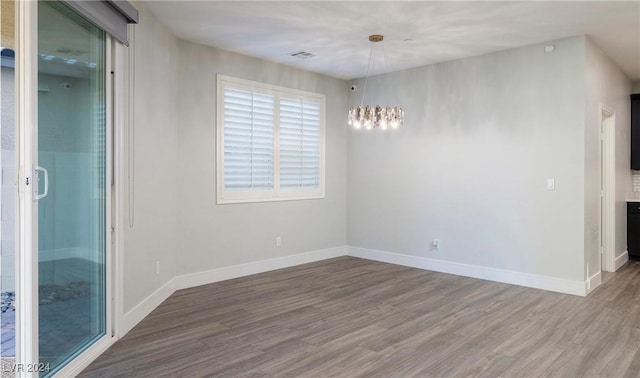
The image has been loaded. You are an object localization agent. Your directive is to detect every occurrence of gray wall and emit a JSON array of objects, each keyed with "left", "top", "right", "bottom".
[
  {"left": 347, "top": 37, "right": 587, "bottom": 281},
  {"left": 175, "top": 41, "right": 348, "bottom": 275},
  {"left": 633, "top": 81, "right": 640, "bottom": 94},
  {"left": 122, "top": 5, "right": 179, "bottom": 312},
  {"left": 584, "top": 38, "right": 632, "bottom": 275}
]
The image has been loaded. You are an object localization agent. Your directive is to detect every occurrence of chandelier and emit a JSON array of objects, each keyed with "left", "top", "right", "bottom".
[{"left": 348, "top": 34, "right": 404, "bottom": 130}]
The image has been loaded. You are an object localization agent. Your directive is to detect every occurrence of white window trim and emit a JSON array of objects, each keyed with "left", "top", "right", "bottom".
[{"left": 216, "top": 74, "right": 326, "bottom": 204}]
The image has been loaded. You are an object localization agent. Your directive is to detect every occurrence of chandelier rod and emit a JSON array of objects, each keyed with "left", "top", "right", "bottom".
[
  {"left": 359, "top": 40, "right": 376, "bottom": 108},
  {"left": 381, "top": 39, "right": 388, "bottom": 73}
]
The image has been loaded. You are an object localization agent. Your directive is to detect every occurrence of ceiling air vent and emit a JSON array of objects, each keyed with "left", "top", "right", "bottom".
[{"left": 290, "top": 51, "right": 315, "bottom": 59}]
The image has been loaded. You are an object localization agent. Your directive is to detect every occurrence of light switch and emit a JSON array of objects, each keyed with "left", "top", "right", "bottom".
[{"left": 546, "top": 178, "right": 555, "bottom": 190}]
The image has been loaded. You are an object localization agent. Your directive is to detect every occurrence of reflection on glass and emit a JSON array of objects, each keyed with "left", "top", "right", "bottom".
[
  {"left": 1, "top": 0, "right": 17, "bottom": 374},
  {"left": 38, "top": 1, "right": 106, "bottom": 375}
]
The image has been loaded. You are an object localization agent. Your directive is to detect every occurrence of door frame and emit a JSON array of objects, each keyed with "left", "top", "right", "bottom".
[
  {"left": 600, "top": 104, "right": 616, "bottom": 272},
  {"left": 16, "top": 0, "right": 39, "bottom": 374},
  {"left": 112, "top": 36, "right": 127, "bottom": 340},
  {"left": 16, "top": 2, "right": 120, "bottom": 376}
]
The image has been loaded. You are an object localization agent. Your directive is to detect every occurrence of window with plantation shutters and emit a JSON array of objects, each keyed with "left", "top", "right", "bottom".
[{"left": 217, "top": 75, "right": 325, "bottom": 204}]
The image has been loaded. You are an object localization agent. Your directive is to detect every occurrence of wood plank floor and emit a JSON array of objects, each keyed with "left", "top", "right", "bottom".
[{"left": 81, "top": 257, "right": 640, "bottom": 377}]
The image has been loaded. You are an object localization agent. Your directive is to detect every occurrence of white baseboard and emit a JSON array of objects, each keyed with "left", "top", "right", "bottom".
[
  {"left": 120, "top": 244, "right": 595, "bottom": 342},
  {"left": 347, "top": 246, "right": 587, "bottom": 296},
  {"left": 586, "top": 270, "right": 602, "bottom": 295},
  {"left": 120, "top": 277, "right": 176, "bottom": 337},
  {"left": 173, "top": 246, "right": 347, "bottom": 290},
  {"left": 120, "top": 246, "right": 347, "bottom": 338},
  {"left": 615, "top": 250, "right": 629, "bottom": 271}
]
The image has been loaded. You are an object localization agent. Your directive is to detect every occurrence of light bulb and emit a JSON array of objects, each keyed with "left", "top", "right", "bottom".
[
  {"left": 379, "top": 119, "right": 388, "bottom": 130},
  {"left": 390, "top": 120, "right": 399, "bottom": 129},
  {"left": 353, "top": 120, "right": 362, "bottom": 129}
]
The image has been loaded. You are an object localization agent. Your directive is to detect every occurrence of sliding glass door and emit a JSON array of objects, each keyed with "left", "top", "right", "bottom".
[
  {"left": 1, "top": 0, "right": 113, "bottom": 375},
  {"left": 36, "top": 1, "right": 107, "bottom": 375}
]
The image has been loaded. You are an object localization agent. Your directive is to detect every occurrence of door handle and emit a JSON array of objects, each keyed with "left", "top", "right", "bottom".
[{"left": 33, "top": 165, "right": 49, "bottom": 202}]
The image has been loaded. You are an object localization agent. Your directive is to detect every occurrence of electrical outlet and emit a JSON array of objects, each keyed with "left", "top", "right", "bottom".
[
  {"left": 431, "top": 239, "right": 440, "bottom": 250},
  {"left": 546, "top": 178, "right": 555, "bottom": 190},
  {"left": 276, "top": 237, "right": 282, "bottom": 247},
  {"left": 156, "top": 261, "right": 160, "bottom": 275}
]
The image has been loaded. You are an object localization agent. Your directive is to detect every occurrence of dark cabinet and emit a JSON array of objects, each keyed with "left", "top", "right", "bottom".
[
  {"left": 631, "top": 94, "right": 640, "bottom": 169},
  {"left": 628, "top": 202, "right": 640, "bottom": 260}
]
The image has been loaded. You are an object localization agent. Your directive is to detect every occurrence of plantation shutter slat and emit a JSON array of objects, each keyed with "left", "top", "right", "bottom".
[
  {"left": 279, "top": 97, "right": 321, "bottom": 190},
  {"left": 223, "top": 88, "right": 274, "bottom": 191}
]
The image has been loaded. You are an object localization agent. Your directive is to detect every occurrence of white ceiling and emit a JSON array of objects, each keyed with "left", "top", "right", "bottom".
[{"left": 144, "top": 1, "right": 640, "bottom": 81}]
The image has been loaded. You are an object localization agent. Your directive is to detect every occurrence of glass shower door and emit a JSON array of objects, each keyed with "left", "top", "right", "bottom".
[{"left": 37, "top": 1, "right": 107, "bottom": 374}]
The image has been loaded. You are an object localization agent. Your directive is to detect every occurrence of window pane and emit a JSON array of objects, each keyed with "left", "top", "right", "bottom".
[
  {"left": 38, "top": 1, "right": 107, "bottom": 375},
  {"left": 223, "top": 88, "right": 274, "bottom": 191},
  {"left": 279, "top": 97, "right": 321, "bottom": 189}
]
